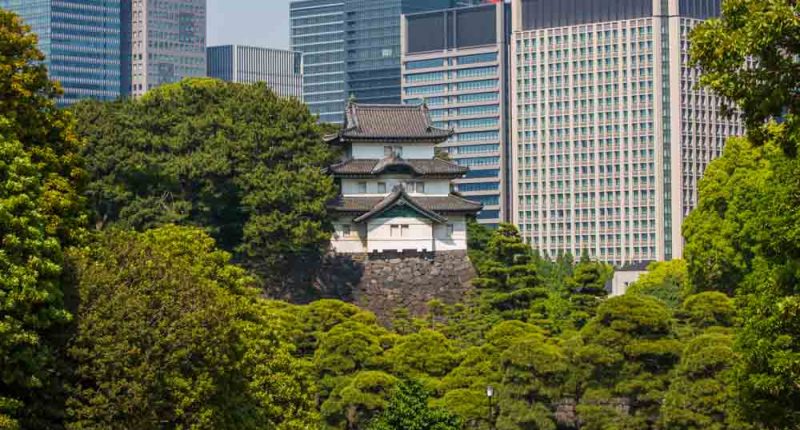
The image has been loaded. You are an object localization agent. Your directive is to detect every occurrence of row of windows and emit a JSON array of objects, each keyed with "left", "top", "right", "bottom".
[
  {"left": 455, "top": 156, "right": 500, "bottom": 167},
  {"left": 404, "top": 66, "right": 497, "bottom": 83},
  {"left": 448, "top": 143, "right": 499, "bottom": 155},
  {"left": 434, "top": 117, "right": 499, "bottom": 130},
  {"left": 404, "top": 52, "right": 497, "bottom": 70},
  {"left": 456, "top": 181, "right": 500, "bottom": 192},
  {"left": 404, "top": 79, "right": 498, "bottom": 96}
]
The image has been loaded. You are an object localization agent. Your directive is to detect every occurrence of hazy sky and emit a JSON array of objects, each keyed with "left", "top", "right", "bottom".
[{"left": 207, "top": 0, "right": 292, "bottom": 50}]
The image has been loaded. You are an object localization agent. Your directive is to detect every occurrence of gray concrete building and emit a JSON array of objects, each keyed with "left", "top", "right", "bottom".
[
  {"left": 401, "top": 2, "right": 511, "bottom": 225},
  {"left": 124, "top": 0, "right": 206, "bottom": 97},
  {"left": 207, "top": 45, "right": 303, "bottom": 99}
]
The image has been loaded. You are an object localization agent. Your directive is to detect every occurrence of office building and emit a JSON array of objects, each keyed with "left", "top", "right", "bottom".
[
  {"left": 290, "top": 0, "right": 483, "bottom": 124},
  {"left": 401, "top": 2, "right": 510, "bottom": 225},
  {"left": 510, "top": 0, "right": 741, "bottom": 266},
  {"left": 290, "top": 0, "right": 346, "bottom": 123},
  {"left": 0, "top": 0, "right": 121, "bottom": 106},
  {"left": 124, "top": 0, "right": 206, "bottom": 97},
  {"left": 207, "top": 45, "right": 303, "bottom": 99}
]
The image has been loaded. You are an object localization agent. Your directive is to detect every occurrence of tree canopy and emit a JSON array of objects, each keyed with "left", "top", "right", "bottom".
[
  {"left": 71, "top": 78, "right": 337, "bottom": 296},
  {"left": 690, "top": 0, "right": 800, "bottom": 154},
  {"left": 0, "top": 10, "right": 86, "bottom": 429}
]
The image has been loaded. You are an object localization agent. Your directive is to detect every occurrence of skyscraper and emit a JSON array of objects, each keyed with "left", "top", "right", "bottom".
[
  {"left": 124, "top": 0, "right": 206, "bottom": 97},
  {"left": 289, "top": 0, "right": 346, "bottom": 123},
  {"left": 291, "top": 0, "right": 484, "bottom": 124},
  {"left": 0, "top": 0, "right": 121, "bottom": 106},
  {"left": 402, "top": 2, "right": 511, "bottom": 225},
  {"left": 207, "top": 45, "right": 303, "bottom": 99},
  {"left": 510, "top": 0, "right": 740, "bottom": 265}
]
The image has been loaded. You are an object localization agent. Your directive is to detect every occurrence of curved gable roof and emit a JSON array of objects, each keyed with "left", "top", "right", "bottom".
[{"left": 329, "top": 102, "right": 453, "bottom": 143}]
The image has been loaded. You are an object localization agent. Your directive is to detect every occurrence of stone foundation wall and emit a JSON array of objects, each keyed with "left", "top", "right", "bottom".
[{"left": 316, "top": 250, "right": 477, "bottom": 321}]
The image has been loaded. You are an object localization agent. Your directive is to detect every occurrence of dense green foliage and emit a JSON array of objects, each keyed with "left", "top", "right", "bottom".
[
  {"left": 71, "top": 79, "right": 337, "bottom": 296},
  {"left": 691, "top": 0, "right": 800, "bottom": 154},
  {"left": 627, "top": 260, "right": 689, "bottom": 309},
  {"left": 0, "top": 10, "right": 86, "bottom": 429},
  {"left": 368, "top": 381, "right": 460, "bottom": 430},
  {"left": 66, "top": 226, "right": 317, "bottom": 429},
  {"left": 683, "top": 135, "right": 800, "bottom": 427}
]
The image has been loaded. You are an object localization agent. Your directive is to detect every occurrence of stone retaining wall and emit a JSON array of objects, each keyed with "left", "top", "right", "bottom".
[{"left": 316, "top": 250, "right": 477, "bottom": 321}]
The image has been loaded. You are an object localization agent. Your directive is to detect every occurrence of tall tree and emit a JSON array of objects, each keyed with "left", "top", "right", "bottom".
[
  {"left": 627, "top": 260, "right": 690, "bottom": 309},
  {"left": 683, "top": 135, "right": 800, "bottom": 427},
  {"left": 0, "top": 10, "right": 87, "bottom": 428},
  {"left": 577, "top": 295, "right": 681, "bottom": 429},
  {"left": 368, "top": 380, "right": 460, "bottom": 430},
  {"left": 66, "top": 226, "right": 317, "bottom": 429},
  {"left": 71, "top": 78, "right": 337, "bottom": 296},
  {"left": 565, "top": 257, "right": 613, "bottom": 330},
  {"left": 690, "top": 0, "right": 800, "bottom": 155}
]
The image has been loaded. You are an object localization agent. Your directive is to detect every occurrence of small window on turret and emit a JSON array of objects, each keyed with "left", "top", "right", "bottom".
[
  {"left": 384, "top": 146, "right": 403, "bottom": 157},
  {"left": 357, "top": 182, "right": 367, "bottom": 193},
  {"left": 377, "top": 182, "right": 386, "bottom": 193},
  {"left": 406, "top": 181, "right": 424, "bottom": 194}
]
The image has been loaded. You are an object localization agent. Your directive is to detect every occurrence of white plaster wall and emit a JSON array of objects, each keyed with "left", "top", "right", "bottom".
[
  {"left": 367, "top": 216, "right": 434, "bottom": 252},
  {"left": 341, "top": 178, "right": 451, "bottom": 196},
  {"left": 352, "top": 142, "right": 435, "bottom": 159},
  {"left": 330, "top": 219, "right": 367, "bottom": 253},
  {"left": 433, "top": 216, "right": 468, "bottom": 251},
  {"left": 611, "top": 270, "right": 647, "bottom": 297}
]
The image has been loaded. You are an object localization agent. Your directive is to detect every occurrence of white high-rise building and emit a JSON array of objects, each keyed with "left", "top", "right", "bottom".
[
  {"left": 510, "top": 0, "right": 742, "bottom": 266},
  {"left": 124, "top": 0, "right": 207, "bottom": 97}
]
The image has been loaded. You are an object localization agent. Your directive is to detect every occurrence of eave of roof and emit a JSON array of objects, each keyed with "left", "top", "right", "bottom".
[
  {"left": 328, "top": 157, "right": 468, "bottom": 178},
  {"left": 352, "top": 188, "right": 448, "bottom": 224},
  {"left": 328, "top": 192, "right": 483, "bottom": 220},
  {"left": 327, "top": 102, "right": 454, "bottom": 144}
]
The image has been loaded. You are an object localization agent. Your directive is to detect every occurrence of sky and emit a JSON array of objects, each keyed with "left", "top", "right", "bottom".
[{"left": 207, "top": 0, "right": 292, "bottom": 50}]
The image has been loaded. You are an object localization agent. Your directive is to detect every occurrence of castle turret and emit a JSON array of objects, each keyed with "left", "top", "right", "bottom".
[{"left": 326, "top": 102, "right": 482, "bottom": 254}]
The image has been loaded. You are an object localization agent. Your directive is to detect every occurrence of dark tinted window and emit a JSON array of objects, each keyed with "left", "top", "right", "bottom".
[
  {"left": 679, "top": 0, "right": 721, "bottom": 19},
  {"left": 407, "top": 12, "right": 446, "bottom": 53},
  {"left": 521, "top": 0, "right": 653, "bottom": 30},
  {"left": 455, "top": 6, "right": 496, "bottom": 48}
]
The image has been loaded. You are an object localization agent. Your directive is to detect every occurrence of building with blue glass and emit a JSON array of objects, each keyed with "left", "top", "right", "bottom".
[
  {"left": 291, "top": 0, "right": 484, "bottom": 124},
  {"left": 290, "top": 0, "right": 346, "bottom": 123},
  {"left": 402, "top": 2, "right": 511, "bottom": 225},
  {"left": 0, "top": 0, "right": 121, "bottom": 105}
]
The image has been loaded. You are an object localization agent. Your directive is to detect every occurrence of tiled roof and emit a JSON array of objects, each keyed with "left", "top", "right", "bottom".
[
  {"left": 329, "top": 156, "right": 468, "bottom": 177},
  {"left": 329, "top": 103, "right": 453, "bottom": 143},
  {"left": 329, "top": 189, "right": 483, "bottom": 219}
]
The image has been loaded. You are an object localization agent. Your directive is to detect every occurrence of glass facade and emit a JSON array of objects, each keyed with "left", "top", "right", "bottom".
[
  {"left": 402, "top": 3, "right": 510, "bottom": 225},
  {"left": 125, "top": 0, "right": 206, "bottom": 97},
  {"left": 0, "top": 0, "right": 121, "bottom": 106},
  {"left": 291, "top": 0, "right": 483, "bottom": 124},
  {"left": 290, "top": 0, "right": 346, "bottom": 123}
]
